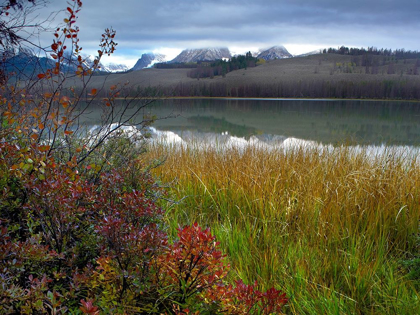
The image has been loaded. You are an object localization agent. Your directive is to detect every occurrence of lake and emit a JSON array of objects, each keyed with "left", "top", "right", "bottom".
[{"left": 80, "top": 98, "right": 420, "bottom": 147}]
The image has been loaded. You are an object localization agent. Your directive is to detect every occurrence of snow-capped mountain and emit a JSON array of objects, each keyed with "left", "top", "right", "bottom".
[
  {"left": 257, "top": 46, "right": 293, "bottom": 60},
  {"left": 295, "top": 49, "right": 323, "bottom": 57},
  {"left": 100, "top": 63, "right": 129, "bottom": 73},
  {"left": 131, "top": 53, "right": 167, "bottom": 71},
  {"left": 83, "top": 55, "right": 128, "bottom": 73},
  {"left": 2, "top": 49, "right": 73, "bottom": 79},
  {"left": 170, "top": 48, "right": 231, "bottom": 63}
]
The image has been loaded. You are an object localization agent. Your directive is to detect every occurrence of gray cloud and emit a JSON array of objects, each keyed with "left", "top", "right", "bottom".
[{"left": 34, "top": 0, "right": 420, "bottom": 61}]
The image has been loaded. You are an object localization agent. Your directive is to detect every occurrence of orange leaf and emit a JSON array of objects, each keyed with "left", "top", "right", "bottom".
[
  {"left": 39, "top": 123, "right": 45, "bottom": 129},
  {"left": 39, "top": 145, "right": 50, "bottom": 152},
  {"left": 37, "top": 73, "right": 46, "bottom": 79},
  {"left": 110, "top": 85, "right": 117, "bottom": 90},
  {"left": 31, "top": 134, "right": 39, "bottom": 140},
  {"left": 44, "top": 92, "right": 53, "bottom": 98},
  {"left": 90, "top": 88, "right": 98, "bottom": 96},
  {"left": 64, "top": 130, "right": 73, "bottom": 135}
]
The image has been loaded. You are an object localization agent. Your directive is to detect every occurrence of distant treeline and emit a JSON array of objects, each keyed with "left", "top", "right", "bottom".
[
  {"left": 154, "top": 62, "right": 198, "bottom": 69},
  {"left": 324, "top": 46, "right": 420, "bottom": 59},
  {"left": 187, "top": 53, "right": 259, "bottom": 79},
  {"left": 153, "top": 79, "right": 420, "bottom": 100},
  {"left": 153, "top": 53, "right": 259, "bottom": 78}
]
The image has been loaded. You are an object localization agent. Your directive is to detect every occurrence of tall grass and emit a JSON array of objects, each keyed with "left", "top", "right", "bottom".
[{"left": 145, "top": 143, "right": 420, "bottom": 314}]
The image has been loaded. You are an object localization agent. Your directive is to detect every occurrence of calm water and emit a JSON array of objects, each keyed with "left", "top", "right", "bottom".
[{"left": 80, "top": 98, "right": 420, "bottom": 146}]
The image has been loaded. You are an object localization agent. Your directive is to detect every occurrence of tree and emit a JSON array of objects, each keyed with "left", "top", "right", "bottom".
[{"left": 0, "top": 0, "right": 49, "bottom": 49}]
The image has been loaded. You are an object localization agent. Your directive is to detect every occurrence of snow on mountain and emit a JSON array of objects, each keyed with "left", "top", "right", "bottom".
[
  {"left": 131, "top": 53, "right": 167, "bottom": 71},
  {"left": 170, "top": 48, "right": 231, "bottom": 63},
  {"left": 257, "top": 46, "right": 293, "bottom": 60},
  {"left": 101, "top": 63, "right": 129, "bottom": 73},
  {"left": 295, "top": 49, "right": 324, "bottom": 57},
  {"left": 82, "top": 55, "right": 128, "bottom": 73}
]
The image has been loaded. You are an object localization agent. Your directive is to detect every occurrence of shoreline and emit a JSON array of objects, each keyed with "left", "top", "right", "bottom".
[{"left": 114, "top": 96, "right": 420, "bottom": 103}]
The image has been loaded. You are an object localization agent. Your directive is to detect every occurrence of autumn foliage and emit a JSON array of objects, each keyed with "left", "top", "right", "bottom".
[{"left": 0, "top": 1, "right": 287, "bottom": 313}]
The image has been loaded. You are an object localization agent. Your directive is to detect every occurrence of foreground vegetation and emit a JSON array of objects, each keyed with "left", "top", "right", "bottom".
[
  {"left": 0, "top": 1, "right": 288, "bottom": 313},
  {"left": 146, "top": 143, "right": 420, "bottom": 314}
]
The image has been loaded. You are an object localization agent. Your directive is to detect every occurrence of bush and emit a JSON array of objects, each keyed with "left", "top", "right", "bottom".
[{"left": 0, "top": 135, "right": 287, "bottom": 313}]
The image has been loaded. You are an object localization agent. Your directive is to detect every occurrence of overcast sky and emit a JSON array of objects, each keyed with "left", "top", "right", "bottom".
[{"left": 34, "top": 0, "right": 420, "bottom": 67}]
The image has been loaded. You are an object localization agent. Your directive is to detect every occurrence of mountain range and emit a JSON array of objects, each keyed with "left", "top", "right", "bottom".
[
  {"left": 131, "top": 46, "right": 295, "bottom": 70},
  {"left": 2, "top": 45, "right": 310, "bottom": 77}
]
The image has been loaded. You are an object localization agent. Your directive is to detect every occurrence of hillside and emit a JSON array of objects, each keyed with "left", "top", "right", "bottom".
[{"left": 71, "top": 54, "right": 420, "bottom": 99}]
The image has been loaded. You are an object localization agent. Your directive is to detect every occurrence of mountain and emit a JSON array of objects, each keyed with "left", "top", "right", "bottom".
[
  {"left": 101, "top": 63, "right": 129, "bottom": 73},
  {"left": 2, "top": 49, "right": 73, "bottom": 80},
  {"left": 171, "top": 48, "right": 231, "bottom": 63},
  {"left": 257, "top": 46, "right": 293, "bottom": 60},
  {"left": 132, "top": 53, "right": 166, "bottom": 71},
  {"left": 83, "top": 55, "right": 128, "bottom": 73},
  {"left": 1, "top": 50, "right": 129, "bottom": 80},
  {"left": 296, "top": 49, "right": 323, "bottom": 57}
]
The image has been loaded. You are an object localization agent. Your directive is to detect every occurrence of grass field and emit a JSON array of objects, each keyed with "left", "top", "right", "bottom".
[{"left": 145, "top": 143, "right": 420, "bottom": 314}]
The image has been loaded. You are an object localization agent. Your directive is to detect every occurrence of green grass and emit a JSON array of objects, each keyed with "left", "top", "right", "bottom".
[{"left": 146, "top": 143, "right": 420, "bottom": 314}]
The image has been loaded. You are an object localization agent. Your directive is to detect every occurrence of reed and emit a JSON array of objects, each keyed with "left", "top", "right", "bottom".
[{"left": 145, "top": 143, "right": 420, "bottom": 314}]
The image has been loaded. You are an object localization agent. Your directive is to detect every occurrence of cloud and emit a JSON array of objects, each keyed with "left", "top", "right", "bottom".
[{"left": 29, "top": 0, "right": 420, "bottom": 64}]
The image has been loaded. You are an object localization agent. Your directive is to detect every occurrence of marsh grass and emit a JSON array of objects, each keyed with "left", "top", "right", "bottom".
[{"left": 145, "top": 143, "right": 420, "bottom": 314}]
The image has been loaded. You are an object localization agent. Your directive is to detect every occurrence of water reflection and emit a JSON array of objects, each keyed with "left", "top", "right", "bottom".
[
  {"left": 151, "top": 99, "right": 420, "bottom": 146},
  {"left": 79, "top": 98, "right": 420, "bottom": 146},
  {"left": 146, "top": 127, "right": 420, "bottom": 162}
]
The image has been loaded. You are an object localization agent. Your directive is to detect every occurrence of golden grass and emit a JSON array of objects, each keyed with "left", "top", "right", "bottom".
[{"left": 145, "top": 143, "right": 420, "bottom": 314}]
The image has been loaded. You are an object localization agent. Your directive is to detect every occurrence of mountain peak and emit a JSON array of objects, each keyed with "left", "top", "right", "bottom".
[
  {"left": 257, "top": 46, "right": 293, "bottom": 60},
  {"left": 132, "top": 53, "right": 167, "bottom": 71},
  {"left": 171, "top": 47, "right": 231, "bottom": 63}
]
